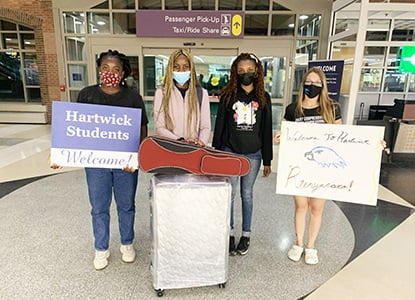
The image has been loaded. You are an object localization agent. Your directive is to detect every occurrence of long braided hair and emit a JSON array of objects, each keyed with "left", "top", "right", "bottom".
[
  {"left": 96, "top": 49, "right": 131, "bottom": 87},
  {"left": 219, "top": 53, "right": 266, "bottom": 108},
  {"left": 160, "top": 49, "right": 200, "bottom": 137}
]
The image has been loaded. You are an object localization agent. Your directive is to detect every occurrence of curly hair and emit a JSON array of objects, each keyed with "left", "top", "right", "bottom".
[
  {"left": 96, "top": 49, "right": 131, "bottom": 87},
  {"left": 297, "top": 67, "right": 338, "bottom": 124},
  {"left": 219, "top": 53, "right": 266, "bottom": 108}
]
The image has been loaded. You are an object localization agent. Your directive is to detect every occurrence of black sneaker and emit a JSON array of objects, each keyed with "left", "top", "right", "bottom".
[
  {"left": 237, "top": 236, "right": 250, "bottom": 255},
  {"left": 229, "top": 236, "right": 237, "bottom": 256}
]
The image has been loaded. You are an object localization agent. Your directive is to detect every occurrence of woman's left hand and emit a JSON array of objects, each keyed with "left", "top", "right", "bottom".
[
  {"left": 122, "top": 165, "right": 137, "bottom": 173},
  {"left": 186, "top": 138, "right": 205, "bottom": 147},
  {"left": 262, "top": 166, "right": 271, "bottom": 178},
  {"left": 380, "top": 140, "right": 390, "bottom": 155}
]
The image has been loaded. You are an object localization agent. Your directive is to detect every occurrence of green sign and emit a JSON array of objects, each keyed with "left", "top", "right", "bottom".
[{"left": 399, "top": 46, "right": 415, "bottom": 73}]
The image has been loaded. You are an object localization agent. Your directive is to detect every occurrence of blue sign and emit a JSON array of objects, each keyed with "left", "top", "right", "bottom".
[
  {"left": 51, "top": 101, "right": 142, "bottom": 169},
  {"left": 308, "top": 60, "right": 344, "bottom": 101}
]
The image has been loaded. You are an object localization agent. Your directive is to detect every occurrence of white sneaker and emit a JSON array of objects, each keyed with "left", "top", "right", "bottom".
[
  {"left": 94, "top": 250, "right": 110, "bottom": 270},
  {"left": 287, "top": 245, "right": 304, "bottom": 262},
  {"left": 120, "top": 244, "right": 136, "bottom": 263},
  {"left": 305, "top": 248, "right": 319, "bottom": 265}
]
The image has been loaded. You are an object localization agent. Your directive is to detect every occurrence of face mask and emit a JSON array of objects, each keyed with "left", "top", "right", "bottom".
[
  {"left": 237, "top": 72, "right": 256, "bottom": 86},
  {"left": 173, "top": 71, "right": 191, "bottom": 85},
  {"left": 304, "top": 84, "right": 322, "bottom": 98},
  {"left": 99, "top": 71, "right": 122, "bottom": 87}
]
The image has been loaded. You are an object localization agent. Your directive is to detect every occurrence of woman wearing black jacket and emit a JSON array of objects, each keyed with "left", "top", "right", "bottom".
[{"left": 212, "top": 53, "right": 273, "bottom": 256}]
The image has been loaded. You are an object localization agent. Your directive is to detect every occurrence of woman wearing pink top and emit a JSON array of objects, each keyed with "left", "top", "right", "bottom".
[{"left": 154, "top": 49, "right": 211, "bottom": 145}]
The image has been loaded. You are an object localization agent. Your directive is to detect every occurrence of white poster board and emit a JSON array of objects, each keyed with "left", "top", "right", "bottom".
[{"left": 276, "top": 121, "right": 384, "bottom": 206}]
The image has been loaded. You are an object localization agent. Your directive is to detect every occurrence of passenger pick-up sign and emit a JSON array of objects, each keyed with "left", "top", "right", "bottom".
[
  {"left": 276, "top": 121, "right": 384, "bottom": 205},
  {"left": 50, "top": 101, "right": 142, "bottom": 169}
]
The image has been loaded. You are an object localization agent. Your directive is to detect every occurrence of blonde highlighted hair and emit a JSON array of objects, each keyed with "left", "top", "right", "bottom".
[
  {"left": 297, "top": 67, "right": 338, "bottom": 124},
  {"left": 159, "top": 49, "right": 201, "bottom": 137}
]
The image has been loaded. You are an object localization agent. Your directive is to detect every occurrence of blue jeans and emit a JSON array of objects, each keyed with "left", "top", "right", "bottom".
[
  {"left": 85, "top": 168, "right": 138, "bottom": 251},
  {"left": 223, "top": 147, "right": 262, "bottom": 234}
]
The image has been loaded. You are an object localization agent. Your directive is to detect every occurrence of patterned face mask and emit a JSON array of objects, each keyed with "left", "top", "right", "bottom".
[{"left": 99, "top": 71, "right": 122, "bottom": 87}]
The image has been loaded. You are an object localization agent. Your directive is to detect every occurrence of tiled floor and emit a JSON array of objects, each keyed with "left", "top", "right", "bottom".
[{"left": 1, "top": 124, "right": 415, "bottom": 299}]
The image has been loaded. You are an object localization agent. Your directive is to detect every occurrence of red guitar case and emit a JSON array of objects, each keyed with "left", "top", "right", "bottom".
[{"left": 139, "top": 136, "right": 251, "bottom": 176}]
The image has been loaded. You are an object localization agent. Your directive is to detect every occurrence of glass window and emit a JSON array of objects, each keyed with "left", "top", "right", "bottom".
[
  {"left": 112, "top": 0, "right": 135, "bottom": 9},
  {"left": 165, "top": 0, "right": 188, "bottom": 10},
  {"left": 271, "top": 14, "right": 295, "bottom": 36},
  {"left": 143, "top": 55, "right": 166, "bottom": 97},
  {"left": 19, "top": 25, "right": 33, "bottom": 31},
  {"left": 126, "top": 56, "right": 139, "bottom": 91},
  {"left": 262, "top": 56, "right": 286, "bottom": 98},
  {"left": 359, "top": 69, "right": 383, "bottom": 92},
  {"left": 298, "top": 14, "right": 320, "bottom": 37},
  {"left": 25, "top": 69, "right": 39, "bottom": 85},
  {"left": 87, "top": 13, "right": 110, "bottom": 34},
  {"left": 408, "top": 73, "right": 415, "bottom": 93},
  {"left": 366, "top": 20, "right": 390, "bottom": 41},
  {"left": 384, "top": 71, "right": 405, "bottom": 93},
  {"left": 69, "top": 90, "right": 80, "bottom": 102},
  {"left": 92, "top": 0, "right": 109, "bottom": 9},
  {"left": 0, "top": 52, "right": 24, "bottom": 102},
  {"left": 63, "top": 12, "right": 85, "bottom": 34},
  {"left": 387, "top": 47, "right": 400, "bottom": 67},
  {"left": 272, "top": 3, "right": 290, "bottom": 11},
  {"left": 392, "top": 19, "right": 415, "bottom": 41},
  {"left": 27, "top": 88, "right": 41, "bottom": 102},
  {"left": 246, "top": 0, "right": 269, "bottom": 10},
  {"left": 195, "top": 55, "right": 233, "bottom": 96},
  {"left": 335, "top": 19, "right": 358, "bottom": 35},
  {"left": 20, "top": 33, "right": 35, "bottom": 50},
  {"left": 219, "top": 0, "right": 242, "bottom": 10},
  {"left": 23, "top": 53, "right": 37, "bottom": 68},
  {"left": 192, "top": 0, "right": 215, "bottom": 10},
  {"left": 296, "top": 40, "right": 318, "bottom": 62},
  {"left": 293, "top": 66, "right": 307, "bottom": 92},
  {"left": 272, "top": 103, "right": 283, "bottom": 131},
  {"left": 138, "top": 0, "right": 161, "bottom": 9},
  {"left": 362, "top": 47, "right": 385, "bottom": 67},
  {"left": 244, "top": 14, "right": 268, "bottom": 36},
  {"left": 65, "top": 37, "right": 86, "bottom": 61},
  {"left": 113, "top": 13, "right": 136, "bottom": 34},
  {"left": 0, "top": 20, "right": 17, "bottom": 30},
  {"left": 68, "top": 64, "right": 88, "bottom": 88},
  {"left": 2, "top": 33, "right": 19, "bottom": 49},
  {"left": 331, "top": 43, "right": 355, "bottom": 95}
]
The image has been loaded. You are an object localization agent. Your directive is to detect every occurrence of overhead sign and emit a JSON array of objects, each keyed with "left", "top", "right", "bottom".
[
  {"left": 136, "top": 10, "right": 244, "bottom": 38},
  {"left": 276, "top": 121, "right": 384, "bottom": 206},
  {"left": 50, "top": 101, "right": 142, "bottom": 169},
  {"left": 308, "top": 60, "right": 344, "bottom": 101},
  {"left": 399, "top": 46, "right": 415, "bottom": 73}
]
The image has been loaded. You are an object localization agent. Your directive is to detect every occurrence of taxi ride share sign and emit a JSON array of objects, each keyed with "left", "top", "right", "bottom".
[{"left": 136, "top": 10, "right": 244, "bottom": 38}]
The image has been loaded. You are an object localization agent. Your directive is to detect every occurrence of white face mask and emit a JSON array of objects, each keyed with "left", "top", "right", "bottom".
[{"left": 173, "top": 71, "right": 191, "bottom": 85}]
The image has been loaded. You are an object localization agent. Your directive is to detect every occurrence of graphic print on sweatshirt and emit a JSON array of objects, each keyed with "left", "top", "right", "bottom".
[{"left": 232, "top": 100, "right": 259, "bottom": 131}]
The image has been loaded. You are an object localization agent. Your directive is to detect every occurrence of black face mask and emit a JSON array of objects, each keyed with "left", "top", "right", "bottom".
[
  {"left": 237, "top": 72, "right": 256, "bottom": 86},
  {"left": 304, "top": 84, "right": 322, "bottom": 98}
]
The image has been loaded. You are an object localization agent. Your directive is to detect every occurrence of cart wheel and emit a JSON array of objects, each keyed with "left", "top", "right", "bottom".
[
  {"left": 218, "top": 282, "right": 226, "bottom": 288},
  {"left": 155, "top": 289, "right": 164, "bottom": 297}
]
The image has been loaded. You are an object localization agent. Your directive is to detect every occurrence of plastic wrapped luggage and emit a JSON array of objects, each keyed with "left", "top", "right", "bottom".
[{"left": 149, "top": 174, "right": 231, "bottom": 297}]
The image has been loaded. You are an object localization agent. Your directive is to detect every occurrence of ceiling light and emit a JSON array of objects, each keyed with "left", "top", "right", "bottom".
[
  {"left": 97, "top": 21, "right": 106, "bottom": 25},
  {"left": 288, "top": 23, "right": 294, "bottom": 28},
  {"left": 299, "top": 15, "right": 309, "bottom": 20}
]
